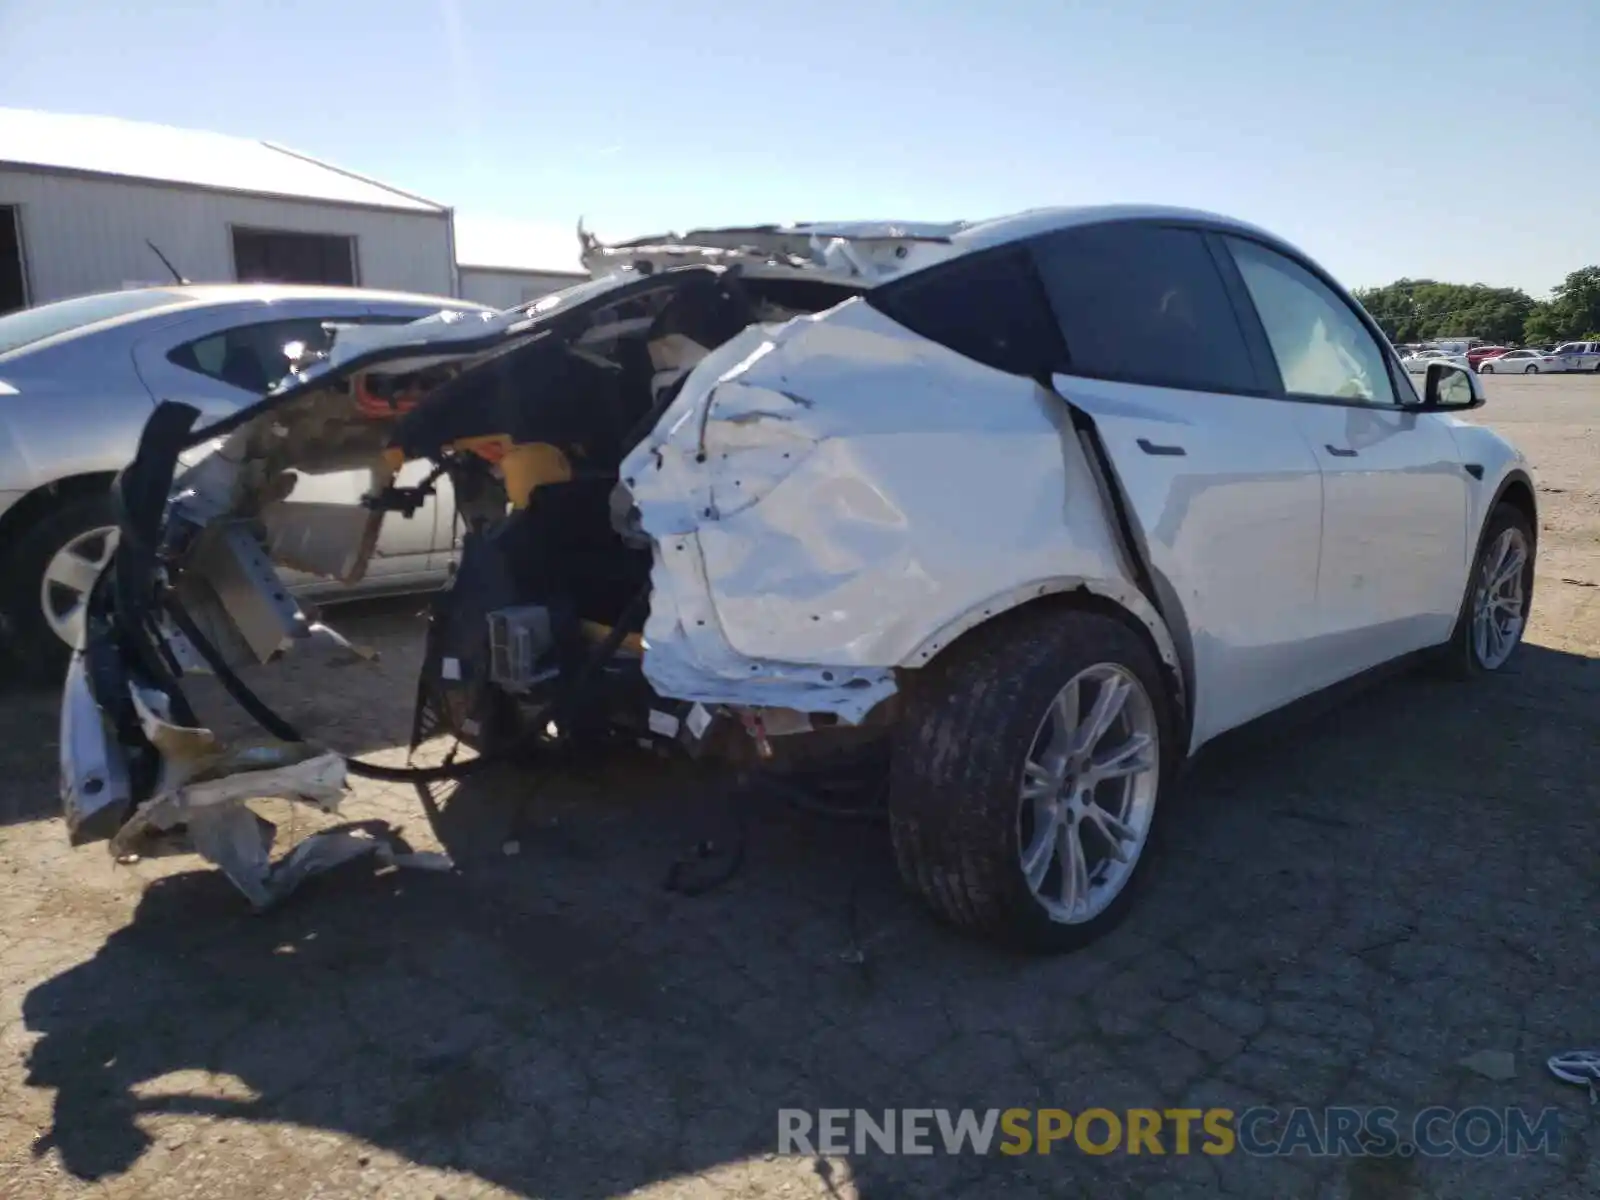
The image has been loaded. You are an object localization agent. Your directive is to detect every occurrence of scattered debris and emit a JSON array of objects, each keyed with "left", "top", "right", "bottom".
[
  {"left": 1559, "top": 577, "right": 1598, "bottom": 589},
  {"left": 1547, "top": 1051, "right": 1600, "bottom": 1104},
  {"left": 191, "top": 819, "right": 453, "bottom": 911},
  {"left": 1458, "top": 1049, "right": 1517, "bottom": 1081}
]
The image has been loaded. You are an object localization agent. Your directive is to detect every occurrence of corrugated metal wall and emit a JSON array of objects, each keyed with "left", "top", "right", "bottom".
[
  {"left": 0, "top": 168, "right": 457, "bottom": 304},
  {"left": 458, "top": 266, "right": 585, "bottom": 310}
]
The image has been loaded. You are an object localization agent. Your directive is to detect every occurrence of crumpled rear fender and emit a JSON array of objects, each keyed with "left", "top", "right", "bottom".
[{"left": 620, "top": 298, "right": 1179, "bottom": 723}]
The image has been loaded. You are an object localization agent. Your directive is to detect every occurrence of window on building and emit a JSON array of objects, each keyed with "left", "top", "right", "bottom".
[
  {"left": 232, "top": 228, "right": 357, "bottom": 286},
  {"left": 0, "top": 206, "right": 26, "bottom": 316}
]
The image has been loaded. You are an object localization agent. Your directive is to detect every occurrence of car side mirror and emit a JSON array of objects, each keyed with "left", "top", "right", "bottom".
[{"left": 1423, "top": 361, "right": 1484, "bottom": 410}]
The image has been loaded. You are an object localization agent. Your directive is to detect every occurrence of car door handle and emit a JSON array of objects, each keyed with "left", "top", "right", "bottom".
[
  {"left": 1324, "top": 444, "right": 1359, "bottom": 458},
  {"left": 1136, "top": 438, "right": 1187, "bottom": 457}
]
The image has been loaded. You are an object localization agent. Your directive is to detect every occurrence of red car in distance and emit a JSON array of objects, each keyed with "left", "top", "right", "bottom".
[{"left": 1468, "top": 345, "right": 1512, "bottom": 368}]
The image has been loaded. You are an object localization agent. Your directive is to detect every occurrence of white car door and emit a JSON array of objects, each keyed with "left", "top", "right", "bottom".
[
  {"left": 1219, "top": 235, "right": 1470, "bottom": 676},
  {"left": 1027, "top": 221, "right": 1328, "bottom": 747},
  {"left": 132, "top": 301, "right": 439, "bottom": 585}
]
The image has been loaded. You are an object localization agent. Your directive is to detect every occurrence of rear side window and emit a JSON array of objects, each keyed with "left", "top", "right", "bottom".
[
  {"left": 866, "top": 246, "right": 1065, "bottom": 377},
  {"left": 168, "top": 317, "right": 339, "bottom": 393},
  {"left": 1031, "top": 223, "right": 1260, "bottom": 394}
]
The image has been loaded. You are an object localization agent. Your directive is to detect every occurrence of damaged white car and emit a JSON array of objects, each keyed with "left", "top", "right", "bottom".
[{"left": 58, "top": 206, "right": 1537, "bottom": 951}]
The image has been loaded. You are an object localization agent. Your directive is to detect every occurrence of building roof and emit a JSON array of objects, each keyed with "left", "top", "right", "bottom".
[
  {"left": 0, "top": 107, "right": 446, "bottom": 214},
  {"left": 453, "top": 214, "right": 588, "bottom": 276}
]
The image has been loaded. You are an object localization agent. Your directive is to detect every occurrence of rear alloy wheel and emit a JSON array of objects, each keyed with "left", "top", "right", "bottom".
[
  {"left": 889, "top": 609, "right": 1175, "bottom": 952},
  {"left": 1437, "top": 502, "right": 1535, "bottom": 678},
  {"left": 1525, "top": 365, "right": 1538, "bottom": 374},
  {"left": 2, "top": 492, "right": 119, "bottom": 680}
]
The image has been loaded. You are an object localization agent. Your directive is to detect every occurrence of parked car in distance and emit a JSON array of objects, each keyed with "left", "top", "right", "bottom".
[
  {"left": 1401, "top": 349, "right": 1470, "bottom": 374},
  {"left": 0, "top": 284, "right": 493, "bottom": 675},
  {"left": 1553, "top": 340, "right": 1600, "bottom": 372},
  {"left": 1478, "top": 348, "right": 1564, "bottom": 373},
  {"left": 62, "top": 205, "right": 1538, "bottom": 953},
  {"left": 1467, "top": 345, "right": 1512, "bottom": 369}
]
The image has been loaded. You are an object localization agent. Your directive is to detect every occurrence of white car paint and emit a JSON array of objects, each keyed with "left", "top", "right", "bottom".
[
  {"left": 1478, "top": 349, "right": 1563, "bottom": 373},
  {"left": 1401, "top": 350, "right": 1469, "bottom": 374},
  {"left": 623, "top": 290, "right": 1511, "bottom": 752},
  {"left": 621, "top": 299, "right": 1183, "bottom": 727},
  {"left": 1046, "top": 373, "right": 1324, "bottom": 745},
  {"left": 1288, "top": 402, "right": 1470, "bottom": 673},
  {"left": 1553, "top": 341, "right": 1600, "bottom": 372}
]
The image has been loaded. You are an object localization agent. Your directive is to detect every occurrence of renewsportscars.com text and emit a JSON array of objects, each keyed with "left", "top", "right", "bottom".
[{"left": 777, "top": 1106, "right": 1562, "bottom": 1158}]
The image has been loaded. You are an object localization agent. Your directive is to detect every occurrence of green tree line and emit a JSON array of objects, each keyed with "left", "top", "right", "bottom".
[{"left": 1353, "top": 266, "right": 1600, "bottom": 345}]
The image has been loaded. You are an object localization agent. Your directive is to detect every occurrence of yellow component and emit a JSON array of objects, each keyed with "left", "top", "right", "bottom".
[
  {"left": 501, "top": 443, "right": 572, "bottom": 508},
  {"left": 381, "top": 447, "right": 405, "bottom": 472},
  {"left": 440, "top": 436, "right": 574, "bottom": 509},
  {"left": 580, "top": 621, "right": 645, "bottom": 656}
]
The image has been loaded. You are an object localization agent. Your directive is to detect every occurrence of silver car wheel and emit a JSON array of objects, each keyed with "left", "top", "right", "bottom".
[
  {"left": 1472, "top": 526, "right": 1528, "bottom": 670},
  {"left": 41, "top": 525, "right": 119, "bottom": 649},
  {"left": 1016, "top": 663, "right": 1160, "bottom": 925}
]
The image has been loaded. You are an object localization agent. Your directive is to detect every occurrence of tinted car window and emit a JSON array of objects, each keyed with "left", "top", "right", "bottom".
[
  {"left": 168, "top": 317, "right": 342, "bottom": 393},
  {"left": 865, "top": 246, "right": 1065, "bottom": 377},
  {"left": 1225, "top": 237, "right": 1397, "bottom": 406},
  {"left": 1030, "top": 223, "right": 1260, "bottom": 394}
]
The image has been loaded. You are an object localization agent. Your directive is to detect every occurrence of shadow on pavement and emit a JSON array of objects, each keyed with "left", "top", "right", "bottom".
[{"left": 20, "top": 641, "right": 1600, "bottom": 1197}]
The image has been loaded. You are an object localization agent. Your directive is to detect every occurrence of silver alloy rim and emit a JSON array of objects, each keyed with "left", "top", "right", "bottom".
[
  {"left": 1472, "top": 526, "right": 1528, "bottom": 670},
  {"left": 1016, "top": 663, "right": 1160, "bottom": 924},
  {"left": 41, "top": 525, "right": 119, "bottom": 649}
]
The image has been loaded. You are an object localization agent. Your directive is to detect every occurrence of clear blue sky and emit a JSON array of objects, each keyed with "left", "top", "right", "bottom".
[{"left": 2, "top": 0, "right": 1595, "bottom": 295}]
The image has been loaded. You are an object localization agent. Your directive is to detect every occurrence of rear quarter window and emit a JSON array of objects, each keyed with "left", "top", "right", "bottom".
[
  {"left": 1030, "top": 223, "right": 1262, "bottom": 395},
  {"left": 865, "top": 246, "right": 1065, "bottom": 377}
]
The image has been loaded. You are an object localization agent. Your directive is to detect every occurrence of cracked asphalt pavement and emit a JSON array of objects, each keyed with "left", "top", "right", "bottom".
[{"left": 0, "top": 374, "right": 1596, "bottom": 1199}]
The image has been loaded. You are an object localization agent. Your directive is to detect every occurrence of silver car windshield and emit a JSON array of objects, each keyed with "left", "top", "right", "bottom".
[{"left": 0, "top": 289, "right": 186, "bottom": 358}]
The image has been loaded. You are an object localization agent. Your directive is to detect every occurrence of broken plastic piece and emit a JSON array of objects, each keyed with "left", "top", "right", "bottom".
[{"left": 1548, "top": 1051, "right": 1600, "bottom": 1104}]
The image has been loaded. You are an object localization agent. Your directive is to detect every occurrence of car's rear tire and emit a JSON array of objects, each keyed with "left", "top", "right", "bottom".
[
  {"left": 1435, "top": 501, "right": 1535, "bottom": 679},
  {"left": 1525, "top": 365, "right": 1538, "bottom": 374},
  {"left": 887, "top": 608, "right": 1178, "bottom": 953},
  {"left": 1, "top": 491, "right": 119, "bottom": 681}
]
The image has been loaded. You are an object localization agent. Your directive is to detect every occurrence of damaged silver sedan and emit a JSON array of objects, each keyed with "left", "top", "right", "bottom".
[{"left": 59, "top": 206, "right": 1537, "bottom": 951}]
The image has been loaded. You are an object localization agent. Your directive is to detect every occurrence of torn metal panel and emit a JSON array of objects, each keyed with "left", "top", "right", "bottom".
[
  {"left": 620, "top": 299, "right": 1169, "bottom": 720},
  {"left": 578, "top": 221, "right": 969, "bottom": 288},
  {"left": 175, "top": 522, "right": 309, "bottom": 663},
  {"left": 105, "top": 684, "right": 368, "bottom": 907},
  {"left": 180, "top": 814, "right": 454, "bottom": 911},
  {"left": 59, "top": 653, "right": 133, "bottom": 845}
]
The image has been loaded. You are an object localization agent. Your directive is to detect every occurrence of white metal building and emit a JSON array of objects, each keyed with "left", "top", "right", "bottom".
[
  {"left": 0, "top": 108, "right": 458, "bottom": 312},
  {"left": 453, "top": 215, "right": 588, "bottom": 309}
]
